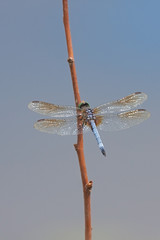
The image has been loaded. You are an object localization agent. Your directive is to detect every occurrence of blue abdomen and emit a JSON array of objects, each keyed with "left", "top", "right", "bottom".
[{"left": 90, "top": 120, "right": 106, "bottom": 156}]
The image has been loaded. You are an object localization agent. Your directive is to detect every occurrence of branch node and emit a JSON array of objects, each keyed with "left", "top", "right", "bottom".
[
  {"left": 85, "top": 180, "right": 93, "bottom": 192},
  {"left": 74, "top": 143, "right": 78, "bottom": 152},
  {"left": 67, "top": 57, "right": 74, "bottom": 65}
]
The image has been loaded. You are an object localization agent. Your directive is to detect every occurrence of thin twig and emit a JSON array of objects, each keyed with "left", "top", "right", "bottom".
[{"left": 62, "top": 1, "right": 92, "bottom": 239}]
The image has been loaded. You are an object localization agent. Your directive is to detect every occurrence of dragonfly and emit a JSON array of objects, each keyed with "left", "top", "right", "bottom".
[{"left": 28, "top": 92, "right": 150, "bottom": 157}]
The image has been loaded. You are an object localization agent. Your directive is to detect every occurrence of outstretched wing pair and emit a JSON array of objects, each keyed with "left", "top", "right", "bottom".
[{"left": 28, "top": 92, "right": 150, "bottom": 136}]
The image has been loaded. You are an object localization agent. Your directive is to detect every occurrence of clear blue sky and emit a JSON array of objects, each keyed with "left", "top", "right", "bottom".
[{"left": 0, "top": 1, "right": 160, "bottom": 239}]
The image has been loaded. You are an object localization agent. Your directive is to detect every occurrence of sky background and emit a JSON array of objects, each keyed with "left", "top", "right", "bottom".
[{"left": 0, "top": 0, "right": 160, "bottom": 239}]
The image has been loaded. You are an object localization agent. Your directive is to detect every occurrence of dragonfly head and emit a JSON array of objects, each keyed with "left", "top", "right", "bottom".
[{"left": 78, "top": 101, "right": 90, "bottom": 109}]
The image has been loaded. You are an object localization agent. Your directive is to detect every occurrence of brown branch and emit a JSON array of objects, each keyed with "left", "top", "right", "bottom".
[{"left": 62, "top": 1, "right": 92, "bottom": 240}]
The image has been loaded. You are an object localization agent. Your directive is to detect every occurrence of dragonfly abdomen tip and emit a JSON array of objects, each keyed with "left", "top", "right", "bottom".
[{"left": 100, "top": 147, "right": 106, "bottom": 157}]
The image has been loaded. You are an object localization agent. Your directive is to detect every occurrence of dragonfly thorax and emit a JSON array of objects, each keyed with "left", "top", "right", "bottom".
[
  {"left": 80, "top": 108, "right": 96, "bottom": 127},
  {"left": 78, "top": 101, "right": 95, "bottom": 123},
  {"left": 86, "top": 109, "right": 95, "bottom": 120}
]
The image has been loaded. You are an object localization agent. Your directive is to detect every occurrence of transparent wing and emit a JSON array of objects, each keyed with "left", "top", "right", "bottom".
[
  {"left": 82, "top": 124, "right": 90, "bottom": 134},
  {"left": 34, "top": 117, "right": 78, "bottom": 135},
  {"left": 93, "top": 92, "right": 148, "bottom": 115},
  {"left": 97, "top": 109, "right": 150, "bottom": 132},
  {"left": 28, "top": 101, "right": 77, "bottom": 118},
  {"left": 33, "top": 117, "right": 90, "bottom": 135}
]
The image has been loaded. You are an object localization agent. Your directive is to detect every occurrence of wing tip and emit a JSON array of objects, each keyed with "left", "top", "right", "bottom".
[
  {"left": 33, "top": 119, "right": 44, "bottom": 130},
  {"left": 119, "top": 109, "right": 150, "bottom": 120},
  {"left": 28, "top": 101, "right": 41, "bottom": 111},
  {"left": 137, "top": 109, "right": 150, "bottom": 118},
  {"left": 28, "top": 102, "right": 33, "bottom": 110},
  {"left": 134, "top": 91, "right": 148, "bottom": 100},
  {"left": 28, "top": 101, "right": 37, "bottom": 110},
  {"left": 144, "top": 109, "right": 151, "bottom": 119}
]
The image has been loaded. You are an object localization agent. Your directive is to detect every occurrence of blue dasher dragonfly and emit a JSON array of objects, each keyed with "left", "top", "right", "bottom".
[{"left": 28, "top": 92, "right": 150, "bottom": 157}]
